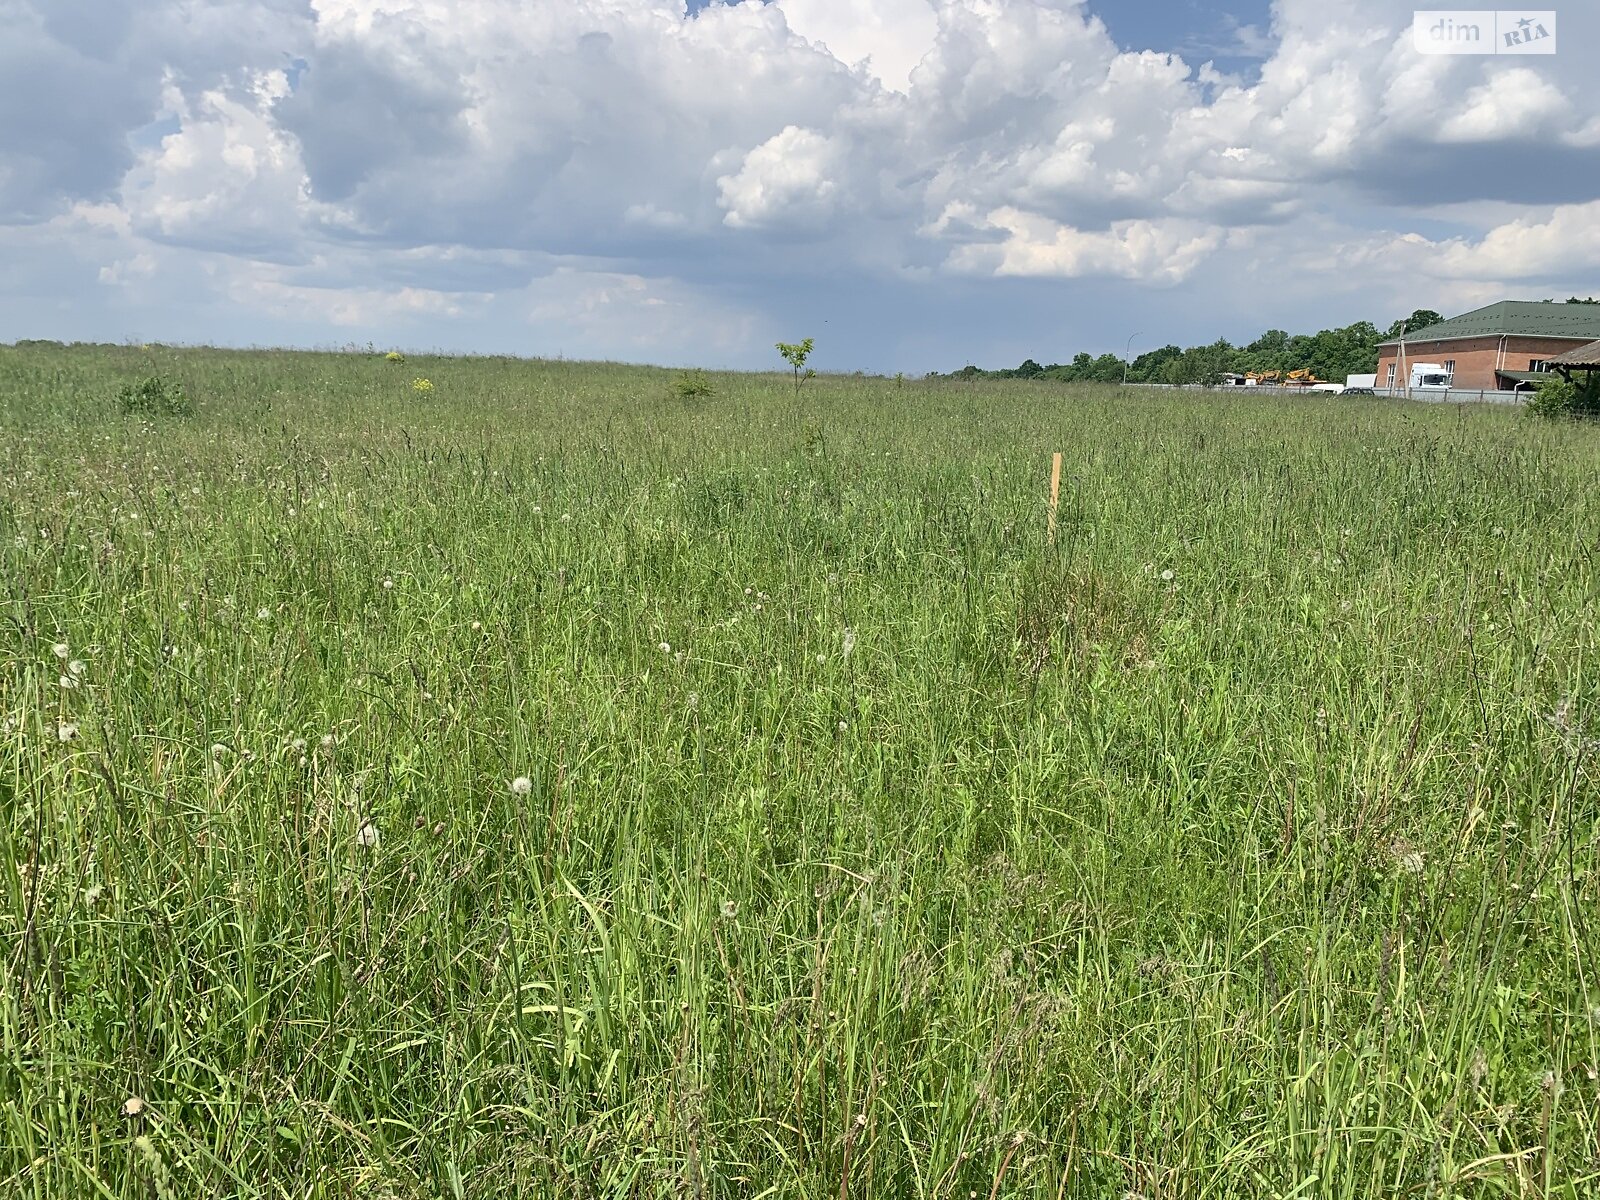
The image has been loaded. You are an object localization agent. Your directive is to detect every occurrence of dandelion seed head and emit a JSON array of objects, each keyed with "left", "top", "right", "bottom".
[
  {"left": 356, "top": 820, "right": 380, "bottom": 849},
  {"left": 510, "top": 776, "right": 532, "bottom": 796},
  {"left": 83, "top": 883, "right": 104, "bottom": 907},
  {"left": 210, "top": 743, "right": 228, "bottom": 758},
  {"left": 720, "top": 899, "right": 738, "bottom": 919},
  {"left": 57, "top": 722, "right": 79, "bottom": 742},
  {"left": 256, "top": 607, "right": 271, "bottom": 620},
  {"left": 1160, "top": 568, "right": 1175, "bottom": 582},
  {"left": 68, "top": 659, "right": 86, "bottom": 676},
  {"left": 382, "top": 578, "right": 394, "bottom": 590},
  {"left": 52, "top": 641, "right": 70, "bottom": 659},
  {"left": 320, "top": 733, "right": 336, "bottom": 749},
  {"left": 658, "top": 641, "right": 671, "bottom": 654},
  {"left": 120, "top": 1097, "right": 146, "bottom": 1118}
]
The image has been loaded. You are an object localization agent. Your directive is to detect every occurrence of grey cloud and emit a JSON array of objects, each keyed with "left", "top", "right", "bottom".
[
  {"left": 0, "top": 15, "right": 159, "bottom": 218},
  {"left": 274, "top": 32, "right": 474, "bottom": 202}
]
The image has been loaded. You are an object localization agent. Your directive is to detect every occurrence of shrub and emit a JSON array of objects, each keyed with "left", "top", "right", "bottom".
[
  {"left": 412, "top": 377, "right": 435, "bottom": 393},
  {"left": 1524, "top": 375, "right": 1600, "bottom": 421},
  {"left": 673, "top": 370, "right": 715, "bottom": 399},
  {"left": 116, "top": 375, "right": 192, "bottom": 417},
  {"left": 385, "top": 351, "right": 406, "bottom": 363}
]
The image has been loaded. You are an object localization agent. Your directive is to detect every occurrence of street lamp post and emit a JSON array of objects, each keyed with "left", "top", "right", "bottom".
[{"left": 1123, "top": 332, "right": 1143, "bottom": 386}]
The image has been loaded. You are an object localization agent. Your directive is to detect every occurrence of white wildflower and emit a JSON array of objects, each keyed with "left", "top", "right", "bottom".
[
  {"left": 841, "top": 627, "right": 856, "bottom": 659},
  {"left": 256, "top": 607, "right": 271, "bottom": 621}
]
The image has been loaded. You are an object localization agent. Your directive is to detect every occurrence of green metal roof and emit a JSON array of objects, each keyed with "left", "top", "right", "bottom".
[
  {"left": 1496, "top": 370, "right": 1554, "bottom": 384},
  {"left": 1378, "top": 301, "right": 1600, "bottom": 346}
]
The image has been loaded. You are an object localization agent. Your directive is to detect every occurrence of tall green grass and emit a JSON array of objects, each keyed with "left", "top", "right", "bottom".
[{"left": 2, "top": 342, "right": 1597, "bottom": 1198}]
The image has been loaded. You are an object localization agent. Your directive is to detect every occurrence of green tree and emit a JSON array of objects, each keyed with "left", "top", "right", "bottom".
[
  {"left": 1387, "top": 309, "right": 1444, "bottom": 337},
  {"left": 1128, "top": 344, "right": 1183, "bottom": 383}
]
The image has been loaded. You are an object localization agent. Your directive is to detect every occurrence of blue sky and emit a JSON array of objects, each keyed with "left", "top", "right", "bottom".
[{"left": 2, "top": 0, "right": 1597, "bottom": 373}]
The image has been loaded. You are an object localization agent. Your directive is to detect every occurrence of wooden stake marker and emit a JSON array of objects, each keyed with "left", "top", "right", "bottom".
[{"left": 1047, "top": 451, "right": 1062, "bottom": 545}]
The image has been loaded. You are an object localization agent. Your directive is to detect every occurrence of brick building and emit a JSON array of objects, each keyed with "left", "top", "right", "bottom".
[{"left": 1373, "top": 301, "right": 1600, "bottom": 391}]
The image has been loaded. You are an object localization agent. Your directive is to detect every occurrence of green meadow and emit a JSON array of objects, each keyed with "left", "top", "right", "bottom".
[{"left": 2, "top": 342, "right": 1598, "bottom": 1198}]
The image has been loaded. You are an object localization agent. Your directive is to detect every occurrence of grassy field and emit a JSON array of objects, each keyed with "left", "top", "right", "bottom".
[{"left": 2, "top": 342, "right": 1598, "bottom": 1198}]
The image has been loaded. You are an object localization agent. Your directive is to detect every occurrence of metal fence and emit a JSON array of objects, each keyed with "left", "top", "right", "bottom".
[
  {"left": 1370, "top": 387, "right": 1527, "bottom": 405},
  {"left": 1126, "top": 382, "right": 1528, "bottom": 405}
]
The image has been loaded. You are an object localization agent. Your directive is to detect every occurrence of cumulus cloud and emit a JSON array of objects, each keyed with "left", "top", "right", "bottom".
[
  {"left": 940, "top": 206, "right": 1224, "bottom": 283},
  {"left": 0, "top": 0, "right": 1597, "bottom": 366},
  {"left": 718, "top": 126, "right": 847, "bottom": 232},
  {"left": 1358, "top": 200, "right": 1600, "bottom": 281}
]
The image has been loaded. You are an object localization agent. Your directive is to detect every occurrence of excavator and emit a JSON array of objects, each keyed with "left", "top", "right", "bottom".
[
  {"left": 1282, "top": 368, "right": 1327, "bottom": 387},
  {"left": 1244, "top": 369, "right": 1328, "bottom": 387}
]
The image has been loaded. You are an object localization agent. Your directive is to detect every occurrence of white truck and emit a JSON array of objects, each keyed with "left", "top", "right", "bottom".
[{"left": 1408, "top": 363, "right": 1452, "bottom": 390}]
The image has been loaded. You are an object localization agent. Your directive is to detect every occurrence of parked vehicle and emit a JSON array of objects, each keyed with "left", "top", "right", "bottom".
[{"left": 1409, "top": 363, "right": 1452, "bottom": 389}]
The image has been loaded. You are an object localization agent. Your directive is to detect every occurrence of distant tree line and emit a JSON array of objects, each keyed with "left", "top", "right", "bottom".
[{"left": 932, "top": 298, "right": 1599, "bottom": 386}]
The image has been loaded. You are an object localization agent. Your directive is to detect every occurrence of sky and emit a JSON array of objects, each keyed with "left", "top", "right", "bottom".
[{"left": 2, "top": 0, "right": 1597, "bottom": 373}]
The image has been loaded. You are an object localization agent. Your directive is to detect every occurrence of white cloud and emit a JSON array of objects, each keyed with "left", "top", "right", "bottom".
[
  {"left": 717, "top": 126, "right": 846, "bottom": 231},
  {"left": 1, "top": 0, "right": 1598, "bottom": 366},
  {"left": 777, "top": 0, "right": 938, "bottom": 93},
  {"left": 1438, "top": 68, "right": 1571, "bottom": 142},
  {"left": 942, "top": 206, "right": 1223, "bottom": 282}
]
